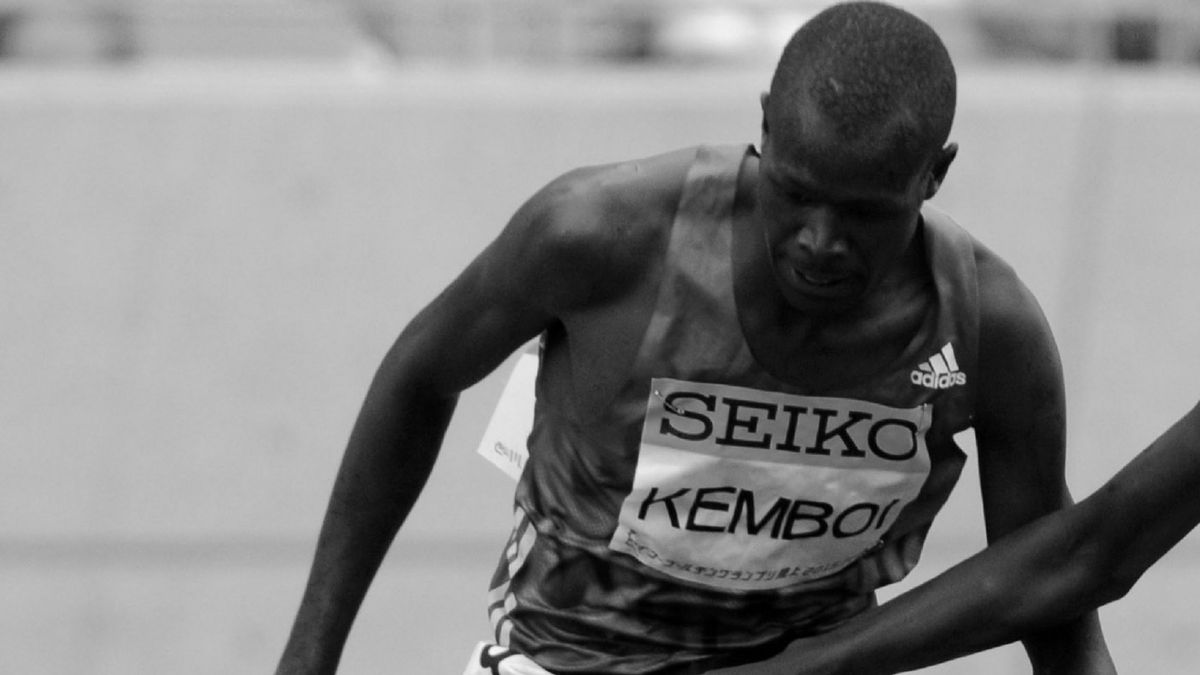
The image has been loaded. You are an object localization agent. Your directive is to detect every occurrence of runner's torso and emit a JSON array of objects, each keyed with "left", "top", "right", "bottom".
[{"left": 488, "top": 145, "right": 979, "bottom": 674}]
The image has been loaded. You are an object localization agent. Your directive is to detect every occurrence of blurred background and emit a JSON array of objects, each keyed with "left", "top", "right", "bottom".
[{"left": 2, "top": 0, "right": 1199, "bottom": 673}]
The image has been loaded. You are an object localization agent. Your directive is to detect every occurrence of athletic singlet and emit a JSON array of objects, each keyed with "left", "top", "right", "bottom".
[{"left": 486, "top": 145, "right": 979, "bottom": 674}]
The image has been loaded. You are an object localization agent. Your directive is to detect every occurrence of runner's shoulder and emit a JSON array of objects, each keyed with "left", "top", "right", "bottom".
[
  {"left": 526, "top": 146, "right": 695, "bottom": 246},
  {"left": 972, "top": 242, "right": 1043, "bottom": 330},
  {"left": 971, "top": 239, "right": 1059, "bottom": 376},
  {"left": 498, "top": 147, "right": 699, "bottom": 306}
]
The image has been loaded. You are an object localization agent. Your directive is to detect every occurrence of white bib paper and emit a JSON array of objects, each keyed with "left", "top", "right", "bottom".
[
  {"left": 609, "top": 378, "right": 931, "bottom": 591},
  {"left": 475, "top": 351, "right": 538, "bottom": 481}
]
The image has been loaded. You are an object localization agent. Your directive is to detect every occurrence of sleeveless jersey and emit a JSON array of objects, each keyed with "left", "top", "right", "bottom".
[{"left": 485, "top": 145, "right": 979, "bottom": 674}]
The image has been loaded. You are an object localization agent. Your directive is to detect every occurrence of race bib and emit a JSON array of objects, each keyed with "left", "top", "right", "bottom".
[
  {"left": 609, "top": 378, "right": 931, "bottom": 591},
  {"left": 476, "top": 350, "right": 538, "bottom": 481}
]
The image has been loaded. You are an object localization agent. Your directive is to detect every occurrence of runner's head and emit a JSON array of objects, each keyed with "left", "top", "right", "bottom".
[{"left": 756, "top": 2, "right": 958, "bottom": 315}]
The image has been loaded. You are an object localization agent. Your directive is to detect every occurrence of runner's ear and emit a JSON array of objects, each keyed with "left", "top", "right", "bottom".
[
  {"left": 924, "top": 142, "right": 958, "bottom": 199},
  {"left": 759, "top": 92, "right": 771, "bottom": 147}
]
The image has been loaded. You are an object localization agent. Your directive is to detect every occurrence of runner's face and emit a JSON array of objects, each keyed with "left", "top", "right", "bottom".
[{"left": 756, "top": 98, "right": 938, "bottom": 316}]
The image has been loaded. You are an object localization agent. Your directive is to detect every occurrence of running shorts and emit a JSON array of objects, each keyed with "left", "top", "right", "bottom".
[{"left": 462, "top": 642, "right": 554, "bottom": 675}]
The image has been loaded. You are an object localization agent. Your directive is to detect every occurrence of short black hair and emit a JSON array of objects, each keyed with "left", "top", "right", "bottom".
[{"left": 768, "top": 1, "right": 956, "bottom": 159}]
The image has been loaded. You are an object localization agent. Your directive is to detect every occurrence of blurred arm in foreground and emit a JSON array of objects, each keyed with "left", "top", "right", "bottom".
[{"left": 711, "top": 401, "right": 1200, "bottom": 675}]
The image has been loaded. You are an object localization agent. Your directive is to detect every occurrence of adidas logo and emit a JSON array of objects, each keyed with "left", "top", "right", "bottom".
[{"left": 910, "top": 342, "right": 967, "bottom": 390}]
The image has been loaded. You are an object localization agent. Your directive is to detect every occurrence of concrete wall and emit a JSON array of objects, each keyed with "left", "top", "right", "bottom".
[{"left": 2, "top": 64, "right": 1199, "bottom": 674}]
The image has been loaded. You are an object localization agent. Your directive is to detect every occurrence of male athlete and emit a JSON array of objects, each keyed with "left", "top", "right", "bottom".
[{"left": 277, "top": 3, "right": 1116, "bottom": 673}]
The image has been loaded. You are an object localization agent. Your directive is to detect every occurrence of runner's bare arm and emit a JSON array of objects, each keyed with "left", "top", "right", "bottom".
[
  {"left": 274, "top": 166, "right": 651, "bottom": 675},
  {"left": 969, "top": 252, "right": 1116, "bottom": 674},
  {"left": 707, "top": 401, "right": 1200, "bottom": 675}
]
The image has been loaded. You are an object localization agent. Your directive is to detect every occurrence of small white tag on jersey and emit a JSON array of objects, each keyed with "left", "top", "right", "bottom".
[
  {"left": 610, "top": 377, "right": 932, "bottom": 591},
  {"left": 475, "top": 350, "right": 538, "bottom": 481}
]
